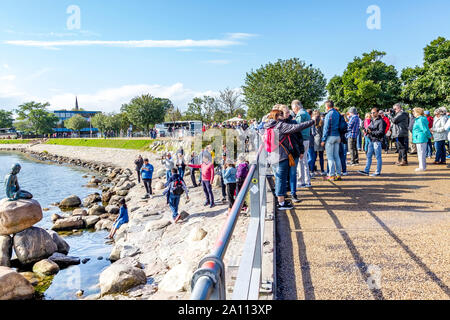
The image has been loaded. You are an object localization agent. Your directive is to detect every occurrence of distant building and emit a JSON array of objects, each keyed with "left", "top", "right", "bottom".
[{"left": 52, "top": 97, "right": 101, "bottom": 136}]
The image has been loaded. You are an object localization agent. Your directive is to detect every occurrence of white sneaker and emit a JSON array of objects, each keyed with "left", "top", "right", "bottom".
[
  {"left": 415, "top": 168, "right": 425, "bottom": 172},
  {"left": 342, "top": 172, "right": 349, "bottom": 176}
]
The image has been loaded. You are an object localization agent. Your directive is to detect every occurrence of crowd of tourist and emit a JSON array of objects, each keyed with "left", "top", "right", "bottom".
[{"left": 125, "top": 101, "right": 449, "bottom": 223}]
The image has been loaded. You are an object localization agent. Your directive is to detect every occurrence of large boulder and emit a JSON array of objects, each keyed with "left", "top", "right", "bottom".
[
  {"left": 0, "top": 235, "right": 12, "bottom": 267},
  {"left": 154, "top": 181, "right": 165, "bottom": 190},
  {"left": 59, "top": 195, "right": 81, "bottom": 208},
  {"left": 82, "top": 193, "right": 101, "bottom": 208},
  {"left": 48, "top": 252, "right": 80, "bottom": 268},
  {"left": 158, "top": 262, "right": 194, "bottom": 292},
  {"left": 109, "top": 195, "right": 125, "bottom": 206},
  {"left": 32, "top": 259, "right": 60, "bottom": 276},
  {"left": 88, "top": 205, "right": 106, "bottom": 216},
  {"left": 102, "top": 190, "right": 115, "bottom": 203},
  {"left": 13, "top": 227, "right": 58, "bottom": 265},
  {"left": 72, "top": 208, "right": 87, "bottom": 216},
  {"left": 95, "top": 219, "right": 114, "bottom": 231},
  {"left": 83, "top": 216, "right": 101, "bottom": 228},
  {"left": 0, "top": 266, "right": 35, "bottom": 300},
  {"left": 99, "top": 263, "right": 146, "bottom": 296},
  {"left": 105, "top": 205, "right": 119, "bottom": 214},
  {"left": 46, "top": 230, "right": 70, "bottom": 255},
  {"left": 156, "top": 168, "right": 166, "bottom": 178},
  {"left": 51, "top": 216, "right": 85, "bottom": 231},
  {"left": 188, "top": 227, "right": 208, "bottom": 242},
  {"left": 0, "top": 199, "right": 43, "bottom": 236}
]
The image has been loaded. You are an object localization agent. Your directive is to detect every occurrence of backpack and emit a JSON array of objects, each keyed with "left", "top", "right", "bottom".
[
  {"left": 236, "top": 163, "right": 249, "bottom": 180},
  {"left": 172, "top": 178, "right": 184, "bottom": 196},
  {"left": 263, "top": 128, "right": 277, "bottom": 152},
  {"left": 338, "top": 114, "right": 348, "bottom": 135}
]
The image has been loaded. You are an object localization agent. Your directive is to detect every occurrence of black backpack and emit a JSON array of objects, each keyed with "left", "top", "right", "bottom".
[{"left": 172, "top": 178, "right": 184, "bottom": 196}]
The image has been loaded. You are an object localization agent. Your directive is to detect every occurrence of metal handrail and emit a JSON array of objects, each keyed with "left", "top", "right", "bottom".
[{"left": 191, "top": 137, "right": 268, "bottom": 300}]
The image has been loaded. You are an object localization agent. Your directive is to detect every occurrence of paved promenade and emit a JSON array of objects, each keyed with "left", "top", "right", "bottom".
[{"left": 276, "top": 153, "right": 450, "bottom": 300}]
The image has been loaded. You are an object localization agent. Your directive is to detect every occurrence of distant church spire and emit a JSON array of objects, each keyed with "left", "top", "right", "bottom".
[{"left": 75, "top": 96, "right": 79, "bottom": 111}]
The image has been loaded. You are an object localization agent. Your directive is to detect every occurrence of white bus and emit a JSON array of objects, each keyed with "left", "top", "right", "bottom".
[{"left": 156, "top": 121, "right": 202, "bottom": 137}]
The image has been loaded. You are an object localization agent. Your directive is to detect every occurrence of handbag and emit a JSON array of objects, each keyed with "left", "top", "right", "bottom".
[{"left": 279, "top": 141, "right": 296, "bottom": 167}]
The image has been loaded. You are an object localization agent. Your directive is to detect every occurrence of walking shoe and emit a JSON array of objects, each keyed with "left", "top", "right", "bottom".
[
  {"left": 342, "top": 172, "right": 348, "bottom": 176},
  {"left": 397, "top": 161, "right": 408, "bottom": 166},
  {"left": 305, "top": 183, "right": 312, "bottom": 187},
  {"left": 415, "top": 168, "right": 425, "bottom": 172},
  {"left": 291, "top": 195, "right": 302, "bottom": 203},
  {"left": 204, "top": 201, "right": 210, "bottom": 206},
  {"left": 321, "top": 171, "right": 327, "bottom": 176},
  {"left": 278, "top": 202, "right": 294, "bottom": 210},
  {"left": 358, "top": 170, "right": 369, "bottom": 176},
  {"left": 221, "top": 198, "right": 227, "bottom": 202},
  {"left": 210, "top": 203, "right": 215, "bottom": 208},
  {"left": 174, "top": 214, "right": 182, "bottom": 224},
  {"left": 325, "top": 176, "right": 335, "bottom": 181},
  {"left": 370, "top": 173, "right": 381, "bottom": 177},
  {"left": 298, "top": 183, "right": 307, "bottom": 188},
  {"left": 334, "top": 176, "right": 342, "bottom": 181}
]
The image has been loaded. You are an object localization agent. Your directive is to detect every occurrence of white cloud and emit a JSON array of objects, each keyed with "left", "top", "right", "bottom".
[
  {"left": 203, "top": 60, "right": 231, "bottom": 65},
  {"left": 3, "top": 64, "right": 10, "bottom": 69},
  {"left": 5, "top": 39, "right": 241, "bottom": 49},
  {"left": 225, "top": 33, "right": 259, "bottom": 39}
]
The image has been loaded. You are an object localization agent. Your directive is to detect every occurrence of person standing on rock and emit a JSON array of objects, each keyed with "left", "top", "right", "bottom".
[
  {"left": 107, "top": 199, "right": 129, "bottom": 239},
  {"left": 223, "top": 160, "right": 237, "bottom": 215},
  {"left": 188, "top": 156, "right": 215, "bottom": 208},
  {"left": 5, "top": 163, "right": 33, "bottom": 201},
  {"left": 189, "top": 152, "right": 200, "bottom": 187},
  {"left": 134, "top": 155, "right": 144, "bottom": 184},
  {"left": 140, "top": 158, "right": 154, "bottom": 199},
  {"left": 161, "top": 154, "right": 175, "bottom": 182},
  {"left": 163, "top": 168, "right": 190, "bottom": 223}
]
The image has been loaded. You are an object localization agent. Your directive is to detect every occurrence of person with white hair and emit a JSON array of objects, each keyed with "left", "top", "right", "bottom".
[
  {"left": 292, "top": 100, "right": 312, "bottom": 188},
  {"left": 431, "top": 107, "right": 448, "bottom": 165}
]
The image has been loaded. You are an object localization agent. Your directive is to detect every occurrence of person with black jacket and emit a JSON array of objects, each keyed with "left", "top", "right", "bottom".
[
  {"left": 391, "top": 103, "right": 410, "bottom": 166},
  {"left": 281, "top": 105, "right": 305, "bottom": 203},
  {"left": 134, "top": 155, "right": 144, "bottom": 184},
  {"left": 358, "top": 108, "right": 387, "bottom": 177},
  {"left": 189, "top": 152, "right": 199, "bottom": 187}
]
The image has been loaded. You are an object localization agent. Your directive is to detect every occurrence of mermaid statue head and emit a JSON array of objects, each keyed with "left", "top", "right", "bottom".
[{"left": 11, "top": 163, "right": 21, "bottom": 175}]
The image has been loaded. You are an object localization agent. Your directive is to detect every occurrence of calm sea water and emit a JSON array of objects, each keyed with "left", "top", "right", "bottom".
[{"left": 0, "top": 151, "right": 112, "bottom": 300}]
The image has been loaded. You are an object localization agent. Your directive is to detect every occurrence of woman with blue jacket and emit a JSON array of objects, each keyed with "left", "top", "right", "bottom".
[
  {"left": 222, "top": 161, "right": 237, "bottom": 214},
  {"left": 412, "top": 108, "right": 432, "bottom": 172},
  {"left": 107, "top": 199, "right": 129, "bottom": 239}
]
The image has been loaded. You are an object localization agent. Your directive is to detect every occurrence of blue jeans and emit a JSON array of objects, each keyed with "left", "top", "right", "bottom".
[
  {"left": 357, "top": 131, "right": 362, "bottom": 150},
  {"left": 426, "top": 139, "right": 433, "bottom": 158},
  {"left": 308, "top": 148, "right": 324, "bottom": 172},
  {"left": 435, "top": 140, "right": 446, "bottom": 163},
  {"left": 364, "top": 140, "right": 382, "bottom": 174},
  {"left": 339, "top": 142, "right": 348, "bottom": 174},
  {"left": 325, "top": 136, "right": 342, "bottom": 177},
  {"left": 273, "top": 159, "right": 290, "bottom": 197},
  {"left": 178, "top": 167, "right": 185, "bottom": 178},
  {"left": 166, "top": 170, "right": 172, "bottom": 182},
  {"left": 289, "top": 157, "right": 299, "bottom": 196},
  {"left": 168, "top": 193, "right": 181, "bottom": 219}
]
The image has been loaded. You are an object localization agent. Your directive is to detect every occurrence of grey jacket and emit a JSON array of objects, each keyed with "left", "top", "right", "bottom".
[
  {"left": 391, "top": 111, "right": 410, "bottom": 138},
  {"left": 264, "top": 119, "right": 315, "bottom": 164},
  {"left": 432, "top": 115, "right": 449, "bottom": 142}
]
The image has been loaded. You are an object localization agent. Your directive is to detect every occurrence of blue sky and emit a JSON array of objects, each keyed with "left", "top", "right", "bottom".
[{"left": 0, "top": 0, "right": 449, "bottom": 112}]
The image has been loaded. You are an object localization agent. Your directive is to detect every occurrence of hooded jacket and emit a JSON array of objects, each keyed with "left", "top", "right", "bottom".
[
  {"left": 367, "top": 116, "right": 387, "bottom": 143},
  {"left": 391, "top": 111, "right": 410, "bottom": 138},
  {"left": 432, "top": 115, "right": 449, "bottom": 142},
  {"left": 412, "top": 116, "right": 432, "bottom": 144},
  {"left": 264, "top": 119, "right": 314, "bottom": 164}
]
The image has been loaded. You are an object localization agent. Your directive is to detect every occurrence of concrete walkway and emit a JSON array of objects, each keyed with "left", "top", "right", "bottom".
[{"left": 276, "top": 153, "right": 450, "bottom": 300}]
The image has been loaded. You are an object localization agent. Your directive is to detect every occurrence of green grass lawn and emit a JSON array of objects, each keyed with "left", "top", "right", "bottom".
[
  {"left": 45, "top": 138, "right": 156, "bottom": 150},
  {"left": 0, "top": 139, "right": 33, "bottom": 144}
]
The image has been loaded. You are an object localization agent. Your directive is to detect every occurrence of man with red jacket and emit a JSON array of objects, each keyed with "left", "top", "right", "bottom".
[{"left": 379, "top": 111, "right": 391, "bottom": 153}]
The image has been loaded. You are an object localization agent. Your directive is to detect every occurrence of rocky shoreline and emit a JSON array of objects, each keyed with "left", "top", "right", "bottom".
[{"left": 0, "top": 144, "right": 250, "bottom": 300}]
